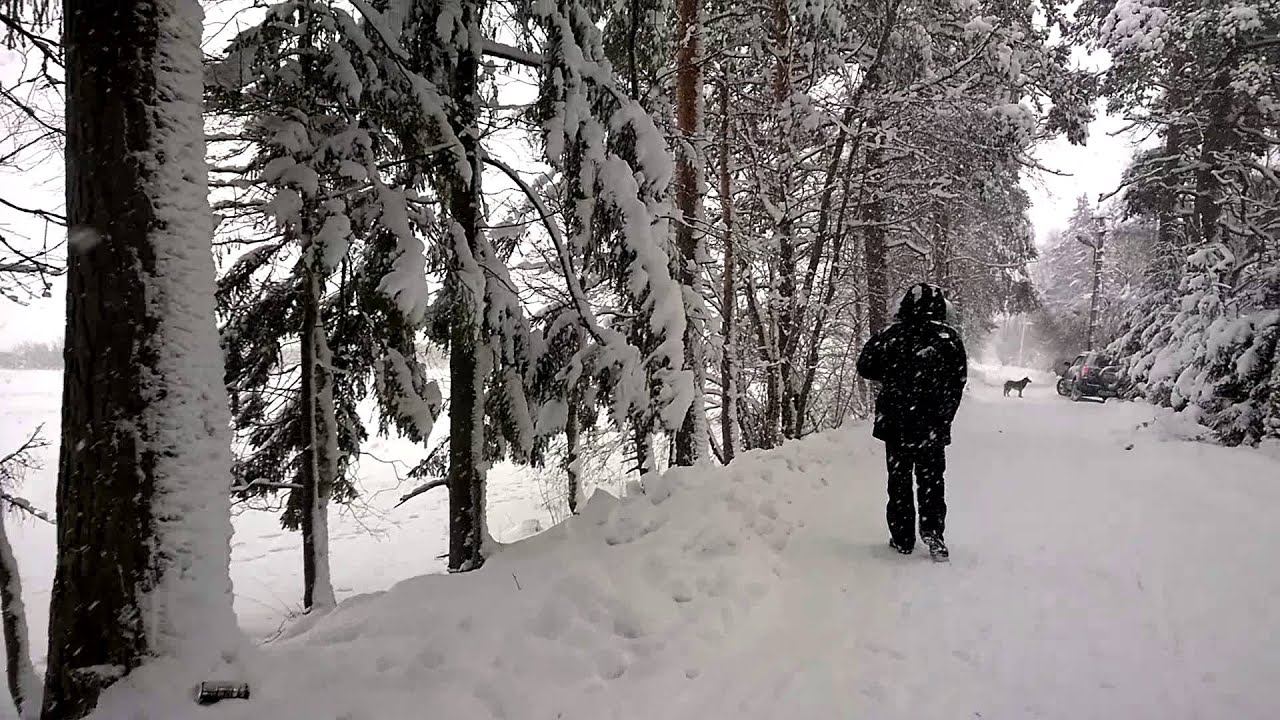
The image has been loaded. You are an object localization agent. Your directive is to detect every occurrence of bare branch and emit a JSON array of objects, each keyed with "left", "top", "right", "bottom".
[{"left": 395, "top": 477, "right": 448, "bottom": 508}]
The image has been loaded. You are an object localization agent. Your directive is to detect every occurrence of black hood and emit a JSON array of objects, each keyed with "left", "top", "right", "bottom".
[{"left": 897, "top": 283, "right": 948, "bottom": 323}]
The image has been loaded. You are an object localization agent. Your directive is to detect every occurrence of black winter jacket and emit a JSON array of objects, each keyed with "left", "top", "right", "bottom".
[{"left": 856, "top": 289, "right": 968, "bottom": 448}]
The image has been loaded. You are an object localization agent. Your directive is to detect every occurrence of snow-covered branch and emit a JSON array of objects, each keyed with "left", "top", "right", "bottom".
[
  {"left": 0, "top": 493, "right": 51, "bottom": 525},
  {"left": 481, "top": 39, "right": 544, "bottom": 68},
  {"left": 395, "top": 478, "right": 448, "bottom": 508},
  {"left": 482, "top": 157, "right": 608, "bottom": 346}
]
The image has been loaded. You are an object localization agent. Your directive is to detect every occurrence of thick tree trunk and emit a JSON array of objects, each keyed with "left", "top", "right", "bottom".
[
  {"left": 718, "top": 69, "right": 737, "bottom": 464},
  {"left": 0, "top": 515, "right": 38, "bottom": 719},
  {"left": 672, "top": 0, "right": 707, "bottom": 466},
  {"left": 45, "top": 1, "right": 237, "bottom": 717},
  {"left": 1192, "top": 74, "right": 1234, "bottom": 250},
  {"left": 444, "top": 0, "right": 488, "bottom": 573}
]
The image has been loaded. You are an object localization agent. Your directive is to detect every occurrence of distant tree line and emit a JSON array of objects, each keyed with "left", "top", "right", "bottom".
[{"left": 0, "top": 341, "right": 60, "bottom": 370}]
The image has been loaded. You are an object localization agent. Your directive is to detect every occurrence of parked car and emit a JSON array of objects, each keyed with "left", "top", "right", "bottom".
[{"left": 1057, "top": 351, "right": 1122, "bottom": 401}]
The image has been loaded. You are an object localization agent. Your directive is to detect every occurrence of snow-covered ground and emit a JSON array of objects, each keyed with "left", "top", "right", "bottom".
[
  {"left": 0, "top": 369, "right": 558, "bottom": 716},
  {"left": 6, "top": 366, "right": 1280, "bottom": 718}
]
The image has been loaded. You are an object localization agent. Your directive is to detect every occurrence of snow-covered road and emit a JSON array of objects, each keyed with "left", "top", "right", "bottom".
[
  {"left": 132, "top": 371, "right": 1280, "bottom": 720},
  {"left": 672, "top": 379, "right": 1280, "bottom": 720}
]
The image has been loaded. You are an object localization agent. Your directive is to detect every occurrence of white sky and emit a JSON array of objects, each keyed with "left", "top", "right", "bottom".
[{"left": 1022, "top": 104, "right": 1141, "bottom": 248}]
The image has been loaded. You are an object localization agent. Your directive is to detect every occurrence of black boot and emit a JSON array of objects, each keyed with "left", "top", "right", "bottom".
[
  {"left": 889, "top": 538, "right": 913, "bottom": 555},
  {"left": 922, "top": 534, "right": 949, "bottom": 562}
]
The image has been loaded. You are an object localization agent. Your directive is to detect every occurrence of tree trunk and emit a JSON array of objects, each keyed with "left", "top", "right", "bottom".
[
  {"left": 672, "top": 0, "right": 707, "bottom": 466},
  {"left": 718, "top": 69, "right": 737, "bottom": 464},
  {"left": 564, "top": 376, "right": 582, "bottom": 514},
  {"left": 292, "top": 0, "right": 336, "bottom": 614},
  {"left": 0, "top": 515, "right": 38, "bottom": 719},
  {"left": 1192, "top": 73, "right": 1234, "bottom": 250},
  {"left": 931, "top": 212, "right": 951, "bottom": 286},
  {"left": 444, "top": 0, "right": 488, "bottom": 573},
  {"left": 45, "top": 1, "right": 237, "bottom": 717},
  {"left": 863, "top": 133, "right": 889, "bottom": 336},
  {"left": 299, "top": 258, "right": 337, "bottom": 611},
  {"left": 633, "top": 423, "right": 656, "bottom": 481},
  {"left": 768, "top": 0, "right": 799, "bottom": 442}
]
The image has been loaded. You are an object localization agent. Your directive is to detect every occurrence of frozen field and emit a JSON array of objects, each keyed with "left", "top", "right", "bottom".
[{"left": 0, "top": 369, "right": 557, "bottom": 680}]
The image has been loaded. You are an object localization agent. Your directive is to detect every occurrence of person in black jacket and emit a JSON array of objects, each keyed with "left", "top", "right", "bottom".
[{"left": 856, "top": 283, "right": 967, "bottom": 560}]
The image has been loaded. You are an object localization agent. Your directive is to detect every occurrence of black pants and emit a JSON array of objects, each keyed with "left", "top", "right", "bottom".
[{"left": 885, "top": 444, "right": 946, "bottom": 549}]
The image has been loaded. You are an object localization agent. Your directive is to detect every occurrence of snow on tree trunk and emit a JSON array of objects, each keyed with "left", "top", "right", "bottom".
[
  {"left": 564, "top": 385, "right": 583, "bottom": 514},
  {"left": 768, "top": 0, "right": 799, "bottom": 442},
  {"left": 672, "top": 0, "right": 709, "bottom": 466},
  {"left": 717, "top": 68, "right": 738, "bottom": 464},
  {"left": 299, "top": 258, "right": 337, "bottom": 611},
  {"left": 0, "top": 515, "right": 39, "bottom": 719},
  {"left": 45, "top": 0, "right": 240, "bottom": 716}
]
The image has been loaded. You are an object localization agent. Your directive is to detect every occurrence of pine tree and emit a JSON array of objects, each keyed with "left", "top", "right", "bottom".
[
  {"left": 213, "top": 1, "right": 380, "bottom": 607},
  {"left": 529, "top": 0, "right": 695, "bottom": 483},
  {"left": 1084, "top": 0, "right": 1280, "bottom": 443}
]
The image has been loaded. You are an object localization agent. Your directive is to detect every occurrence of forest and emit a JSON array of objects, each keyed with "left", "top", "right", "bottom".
[{"left": 0, "top": 0, "right": 1276, "bottom": 718}]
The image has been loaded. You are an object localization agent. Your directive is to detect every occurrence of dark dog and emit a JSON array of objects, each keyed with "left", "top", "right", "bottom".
[{"left": 1003, "top": 377, "right": 1031, "bottom": 397}]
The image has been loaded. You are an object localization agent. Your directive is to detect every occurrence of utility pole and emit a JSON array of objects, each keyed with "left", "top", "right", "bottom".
[{"left": 1076, "top": 214, "right": 1107, "bottom": 350}]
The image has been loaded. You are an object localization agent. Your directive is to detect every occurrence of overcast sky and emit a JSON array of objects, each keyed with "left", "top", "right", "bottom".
[{"left": 1022, "top": 104, "right": 1140, "bottom": 247}]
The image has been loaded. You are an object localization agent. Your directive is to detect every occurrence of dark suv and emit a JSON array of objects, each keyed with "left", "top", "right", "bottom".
[{"left": 1057, "top": 351, "right": 1122, "bottom": 401}]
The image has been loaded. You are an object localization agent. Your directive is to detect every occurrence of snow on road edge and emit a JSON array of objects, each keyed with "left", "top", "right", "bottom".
[{"left": 95, "top": 430, "right": 860, "bottom": 719}]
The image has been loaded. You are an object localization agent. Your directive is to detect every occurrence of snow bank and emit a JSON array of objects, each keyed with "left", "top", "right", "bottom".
[
  {"left": 1129, "top": 406, "right": 1213, "bottom": 444},
  {"left": 105, "top": 432, "right": 861, "bottom": 719}
]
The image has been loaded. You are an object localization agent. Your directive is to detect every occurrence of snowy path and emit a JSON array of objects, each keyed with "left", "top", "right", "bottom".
[
  {"left": 78, "top": 375, "right": 1280, "bottom": 718},
  {"left": 670, "top": 383, "right": 1280, "bottom": 719}
]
